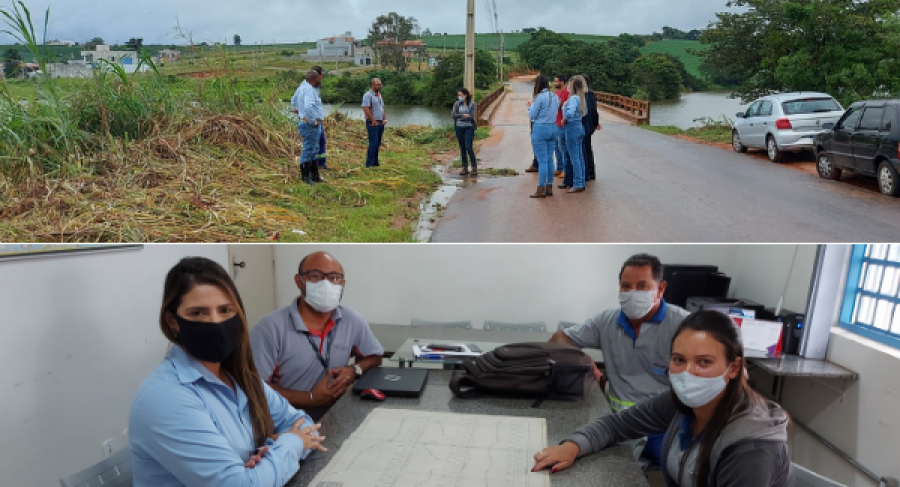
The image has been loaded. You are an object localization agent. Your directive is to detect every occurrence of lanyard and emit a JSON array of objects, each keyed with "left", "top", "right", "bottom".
[
  {"left": 304, "top": 329, "right": 334, "bottom": 371},
  {"left": 290, "top": 310, "right": 335, "bottom": 371}
]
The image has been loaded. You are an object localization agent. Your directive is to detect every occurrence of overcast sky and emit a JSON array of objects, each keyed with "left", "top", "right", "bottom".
[{"left": 0, "top": 0, "right": 736, "bottom": 45}]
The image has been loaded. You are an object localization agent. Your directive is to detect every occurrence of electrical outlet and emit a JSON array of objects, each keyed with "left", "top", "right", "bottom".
[
  {"left": 102, "top": 438, "right": 114, "bottom": 459},
  {"left": 122, "top": 429, "right": 129, "bottom": 447}
]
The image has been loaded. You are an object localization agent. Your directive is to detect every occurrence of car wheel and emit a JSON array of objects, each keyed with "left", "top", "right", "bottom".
[
  {"left": 816, "top": 151, "right": 842, "bottom": 180},
  {"left": 766, "top": 136, "right": 783, "bottom": 163},
  {"left": 877, "top": 161, "right": 900, "bottom": 197},
  {"left": 732, "top": 130, "right": 747, "bottom": 153}
]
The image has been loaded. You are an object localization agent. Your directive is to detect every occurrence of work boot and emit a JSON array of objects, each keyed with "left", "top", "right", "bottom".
[
  {"left": 525, "top": 166, "right": 538, "bottom": 173},
  {"left": 470, "top": 168, "right": 478, "bottom": 177},
  {"left": 300, "top": 160, "right": 313, "bottom": 185},
  {"left": 310, "top": 162, "right": 325, "bottom": 183},
  {"left": 567, "top": 187, "right": 585, "bottom": 194},
  {"left": 529, "top": 185, "right": 547, "bottom": 199},
  {"left": 545, "top": 185, "right": 553, "bottom": 197},
  {"left": 459, "top": 167, "right": 469, "bottom": 176}
]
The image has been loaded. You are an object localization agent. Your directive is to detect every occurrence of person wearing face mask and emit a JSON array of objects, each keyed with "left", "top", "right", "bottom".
[
  {"left": 451, "top": 87, "right": 479, "bottom": 177},
  {"left": 250, "top": 251, "right": 384, "bottom": 422},
  {"left": 548, "top": 253, "right": 690, "bottom": 467},
  {"left": 535, "top": 310, "right": 791, "bottom": 487},
  {"left": 130, "top": 257, "right": 325, "bottom": 487}
]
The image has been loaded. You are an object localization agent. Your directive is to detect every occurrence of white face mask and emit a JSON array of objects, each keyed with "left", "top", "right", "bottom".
[
  {"left": 303, "top": 281, "right": 343, "bottom": 313},
  {"left": 618, "top": 290, "right": 658, "bottom": 320},
  {"left": 670, "top": 367, "right": 730, "bottom": 408},
  {"left": 459, "top": 96, "right": 466, "bottom": 102}
]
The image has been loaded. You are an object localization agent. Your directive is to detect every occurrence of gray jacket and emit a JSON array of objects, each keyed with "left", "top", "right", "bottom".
[
  {"left": 452, "top": 100, "right": 478, "bottom": 127},
  {"left": 566, "top": 392, "right": 792, "bottom": 487}
]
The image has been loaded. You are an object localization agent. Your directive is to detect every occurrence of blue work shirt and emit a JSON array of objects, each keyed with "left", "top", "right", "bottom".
[
  {"left": 291, "top": 80, "right": 324, "bottom": 124},
  {"left": 129, "top": 345, "right": 315, "bottom": 487},
  {"left": 290, "top": 81, "right": 311, "bottom": 121},
  {"left": 528, "top": 89, "right": 560, "bottom": 125},
  {"left": 562, "top": 94, "right": 583, "bottom": 122}
]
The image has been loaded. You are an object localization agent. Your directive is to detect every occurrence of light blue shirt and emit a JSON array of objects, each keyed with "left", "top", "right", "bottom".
[
  {"left": 528, "top": 89, "right": 560, "bottom": 125},
  {"left": 563, "top": 94, "right": 583, "bottom": 122},
  {"left": 290, "top": 81, "right": 311, "bottom": 121},
  {"left": 129, "top": 345, "right": 315, "bottom": 487}
]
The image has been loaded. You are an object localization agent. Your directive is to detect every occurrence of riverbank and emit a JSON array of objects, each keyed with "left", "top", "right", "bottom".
[{"left": 0, "top": 114, "right": 464, "bottom": 242}]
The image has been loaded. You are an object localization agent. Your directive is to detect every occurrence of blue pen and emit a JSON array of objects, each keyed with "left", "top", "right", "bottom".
[{"left": 419, "top": 354, "right": 443, "bottom": 360}]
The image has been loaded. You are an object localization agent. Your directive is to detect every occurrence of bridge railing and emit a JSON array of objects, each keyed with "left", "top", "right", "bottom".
[{"left": 594, "top": 92, "right": 651, "bottom": 125}]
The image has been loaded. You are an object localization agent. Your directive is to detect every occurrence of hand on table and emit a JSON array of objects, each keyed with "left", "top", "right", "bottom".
[
  {"left": 532, "top": 442, "right": 580, "bottom": 473},
  {"left": 287, "top": 421, "right": 327, "bottom": 452}
]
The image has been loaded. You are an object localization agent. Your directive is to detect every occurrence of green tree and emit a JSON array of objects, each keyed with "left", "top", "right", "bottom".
[
  {"left": 233, "top": 34, "right": 241, "bottom": 46},
  {"left": 84, "top": 37, "right": 104, "bottom": 50},
  {"left": 124, "top": 37, "right": 143, "bottom": 51},
  {"left": 517, "top": 28, "right": 574, "bottom": 69},
  {"left": 699, "top": 0, "right": 900, "bottom": 104},
  {"left": 367, "top": 12, "right": 419, "bottom": 73},
  {"left": 3, "top": 48, "right": 22, "bottom": 78},
  {"left": 425, "top": 49, "right": 497, "bottom": 106},
  {"left": 632, "top": 53, "right": 683, "bottom": 101}
]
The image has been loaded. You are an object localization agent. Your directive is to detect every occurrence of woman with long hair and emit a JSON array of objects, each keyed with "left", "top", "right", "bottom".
[
  {"left": 559, "top": 75, "right": 587, "bottom": 193},
  {"left": 452, "top": 88, "right": 479, "bottom": 177},
  {"left": 534, "top": 310, "right": 791, "bottom": 487},
  {"left": 130, "top": 257, "right": 326, "bottom": 487},
  {"left": 528, "top": 74, "right": 561, "bottom": 198}
]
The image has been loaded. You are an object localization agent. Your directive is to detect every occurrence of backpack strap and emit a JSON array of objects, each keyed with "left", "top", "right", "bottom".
[{"left": 449, "top": 369, "right": 485, "bottom": 398}]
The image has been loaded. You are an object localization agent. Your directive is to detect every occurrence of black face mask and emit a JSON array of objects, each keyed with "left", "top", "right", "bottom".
[{"left": 174, "top": 314, "right": 242, "bottom": 363}]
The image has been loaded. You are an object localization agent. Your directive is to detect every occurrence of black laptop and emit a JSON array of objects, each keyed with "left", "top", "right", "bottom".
[{"left": 352, "top": 367, "right": 429, "bottom": 397}]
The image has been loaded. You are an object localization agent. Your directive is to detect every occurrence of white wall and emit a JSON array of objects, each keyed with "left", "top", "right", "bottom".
[
  {"left": 0, "top": 244, "right": 228, "bottom": 487},
  {"left": 782, "top": 328, "right": 900, "bottom": 487},
  {"left": 726, "top": 244, "right": 819, "bottom": 314},
  {"left": 272, "top": 244, "right": 818, "bottom": 327}
]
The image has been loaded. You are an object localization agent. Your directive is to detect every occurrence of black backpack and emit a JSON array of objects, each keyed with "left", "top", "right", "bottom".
[{"left": 449, "top": 342, "right": 595, "bottom": 400}]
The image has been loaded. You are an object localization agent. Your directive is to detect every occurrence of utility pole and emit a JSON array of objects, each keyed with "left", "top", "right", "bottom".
[{"left": 464, "top": 0, "right": 475, "bottom": 96}]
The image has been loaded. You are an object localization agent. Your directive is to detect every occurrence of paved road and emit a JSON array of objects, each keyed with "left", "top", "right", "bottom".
[{"left": 432, "top": 79, "right": 900, "bottom": 242}]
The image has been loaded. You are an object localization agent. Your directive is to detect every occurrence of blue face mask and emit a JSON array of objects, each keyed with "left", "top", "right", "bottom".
[{"left": 459, "top": 96, "right": 466, "bottom": 102}]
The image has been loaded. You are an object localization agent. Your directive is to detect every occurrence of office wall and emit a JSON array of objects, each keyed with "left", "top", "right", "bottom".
[
  {"left": 0, "top": 244, "right": 228, "bottom": 487},
  {"left": 781, "top": 328, "right": 900, "bottom": 487},
  {"left": 272, "top": 244, "right": 818, "bottom": 327}
]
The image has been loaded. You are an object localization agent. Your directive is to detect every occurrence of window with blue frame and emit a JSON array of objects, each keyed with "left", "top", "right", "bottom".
[{"left": 840, "top": 244, "right": 900, "bottom": 349}]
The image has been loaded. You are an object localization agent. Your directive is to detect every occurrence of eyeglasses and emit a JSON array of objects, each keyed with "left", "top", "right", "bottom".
[{"left": 300, "top": 270, "right": 345, "bottom": 285}]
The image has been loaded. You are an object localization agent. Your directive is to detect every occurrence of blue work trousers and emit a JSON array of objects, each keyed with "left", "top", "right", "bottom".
[{"left": 531, "top": 124, "right": 557, "bottom": 187}]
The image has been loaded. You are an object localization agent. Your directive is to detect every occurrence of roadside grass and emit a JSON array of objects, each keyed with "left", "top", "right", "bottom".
[{"left": 641, "top": 123, "right": 732, "bottom": 145}]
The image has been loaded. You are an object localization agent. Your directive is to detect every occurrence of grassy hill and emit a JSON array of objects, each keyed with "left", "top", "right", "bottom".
[
  {"left": 0, "top": 43, "right": 315, "bottom": 64},
  {"left": 639, "top": 39, "right": 706, "bottom": 78}
]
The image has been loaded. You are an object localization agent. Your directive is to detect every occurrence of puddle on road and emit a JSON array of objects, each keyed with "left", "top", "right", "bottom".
[{"left": 413, "top": 163, "right": 489, "bottom": 242}]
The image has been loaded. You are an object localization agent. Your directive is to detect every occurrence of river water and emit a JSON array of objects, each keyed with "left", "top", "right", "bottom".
[
  {"left": 323, "top": 104, "right": 451, "bottom": 127},
  {"left": 650, "top": 92, "right": 749, "bottom": 129}
]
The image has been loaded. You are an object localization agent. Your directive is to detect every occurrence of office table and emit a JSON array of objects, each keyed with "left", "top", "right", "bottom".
[
  {"left": 287, "top": 369, "right": 648, "bottom": 487},
  {"left": 369, "top": 323, "right": 604, "bottom": 364},
  {"left": 747, "top": 355, "right": 858, "bottom": 403}
]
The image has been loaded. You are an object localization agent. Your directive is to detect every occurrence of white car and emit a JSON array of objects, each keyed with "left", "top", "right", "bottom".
[{"left": 731, "top": 93, "right": 845, "bottom": 162}]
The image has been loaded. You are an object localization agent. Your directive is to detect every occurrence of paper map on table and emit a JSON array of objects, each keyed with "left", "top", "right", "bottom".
[{"left": 308, "top": 409, "right": 549, "bottom": 487}]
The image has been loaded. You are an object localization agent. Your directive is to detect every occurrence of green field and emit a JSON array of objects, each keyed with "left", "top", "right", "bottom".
[
  {"left": 0, "top": 42, "right": 315, "bottom": 64},
  {"left": 639, "top": 39, "right": 706, "bottom": 78}
]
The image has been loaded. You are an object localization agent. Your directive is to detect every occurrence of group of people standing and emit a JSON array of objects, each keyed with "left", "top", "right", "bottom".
[
  {"left": 527, "top": 74, "right": 601, "bottom": 199},
  {"left": 291, "top": 69, "right": 388, "bottom": 184}
]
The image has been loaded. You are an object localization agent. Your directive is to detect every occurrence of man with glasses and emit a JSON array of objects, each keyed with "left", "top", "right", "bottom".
[{"left": 250, "top": 251, "right": 384, "bottom": 421}]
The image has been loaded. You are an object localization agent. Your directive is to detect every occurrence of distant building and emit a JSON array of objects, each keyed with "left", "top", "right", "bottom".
[
  {"left": 156, "top": 49, "right": 182, "bottom": 63},
  {"left": 46, "top": 40, "right": 76, "bottom": 46},
  {"left": 355, "top": 46, "right": 374, "bottom": 66},
  {"left": 80, "top": 44, "right": 139, "bottom": 66},
  {"left": 302, "top": 32, "right": 358, "bottom": 61}
]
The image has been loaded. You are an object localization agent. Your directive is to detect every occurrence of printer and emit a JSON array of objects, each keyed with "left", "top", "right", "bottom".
[{"left": 685, "top": 297, "right": 767, "bottom": 316}]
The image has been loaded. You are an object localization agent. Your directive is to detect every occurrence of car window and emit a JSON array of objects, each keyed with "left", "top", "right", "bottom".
[
  {"left": 836, "top": 108, "right": 863, "bottom": 131},
  {"left": 759, "top": 101, "right": 773, "bottom": 117},
  {"left": 858, "top": 107, "right": 885, "bottom": 131},
  {"left": 745, "top": 102, "right": 761, "bottom": 118},
  {"left": 782, "top": 97, "right": 842, "bottom": 115},
  {"left": 882, "top": 106, "right": 897, "bottom": 132}
]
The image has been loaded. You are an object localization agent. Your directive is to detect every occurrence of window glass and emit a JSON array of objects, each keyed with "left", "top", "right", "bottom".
[
  {"left": 836, "top": 108, "right": 862, "bottom": 130},
  {"left": 882, "top": 106, "right": 897, "bottom": 132},
  {"left": 759, "top": 101, "right": 773, "bottom": 117},
  {"left": 841, "top": 245, "right": 900, "bottom": 350},
  {"left": 745, "top": 102, "right": 761, "bottom": 118},
  {"left": 858, "top": 107, "right": 885, "bottom": 131},
  {"left": 782, "top": 97, "right": 842, "bottom": 115}
]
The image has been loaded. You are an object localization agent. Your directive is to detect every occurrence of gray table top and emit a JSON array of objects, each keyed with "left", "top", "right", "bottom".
[
  {"left": 748, "top": 355, "right": 858, "bottom": 380},
  {"left": 287, "top": 370, "right": 648, "bottom": 487},
  {"left": 370, "top": 323, "right": 604, "bottom": 363}
]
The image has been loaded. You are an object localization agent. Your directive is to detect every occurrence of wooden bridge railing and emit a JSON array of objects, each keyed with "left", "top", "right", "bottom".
[{"left": 594, "top": 92, "right": 651, "bottom": 125}]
